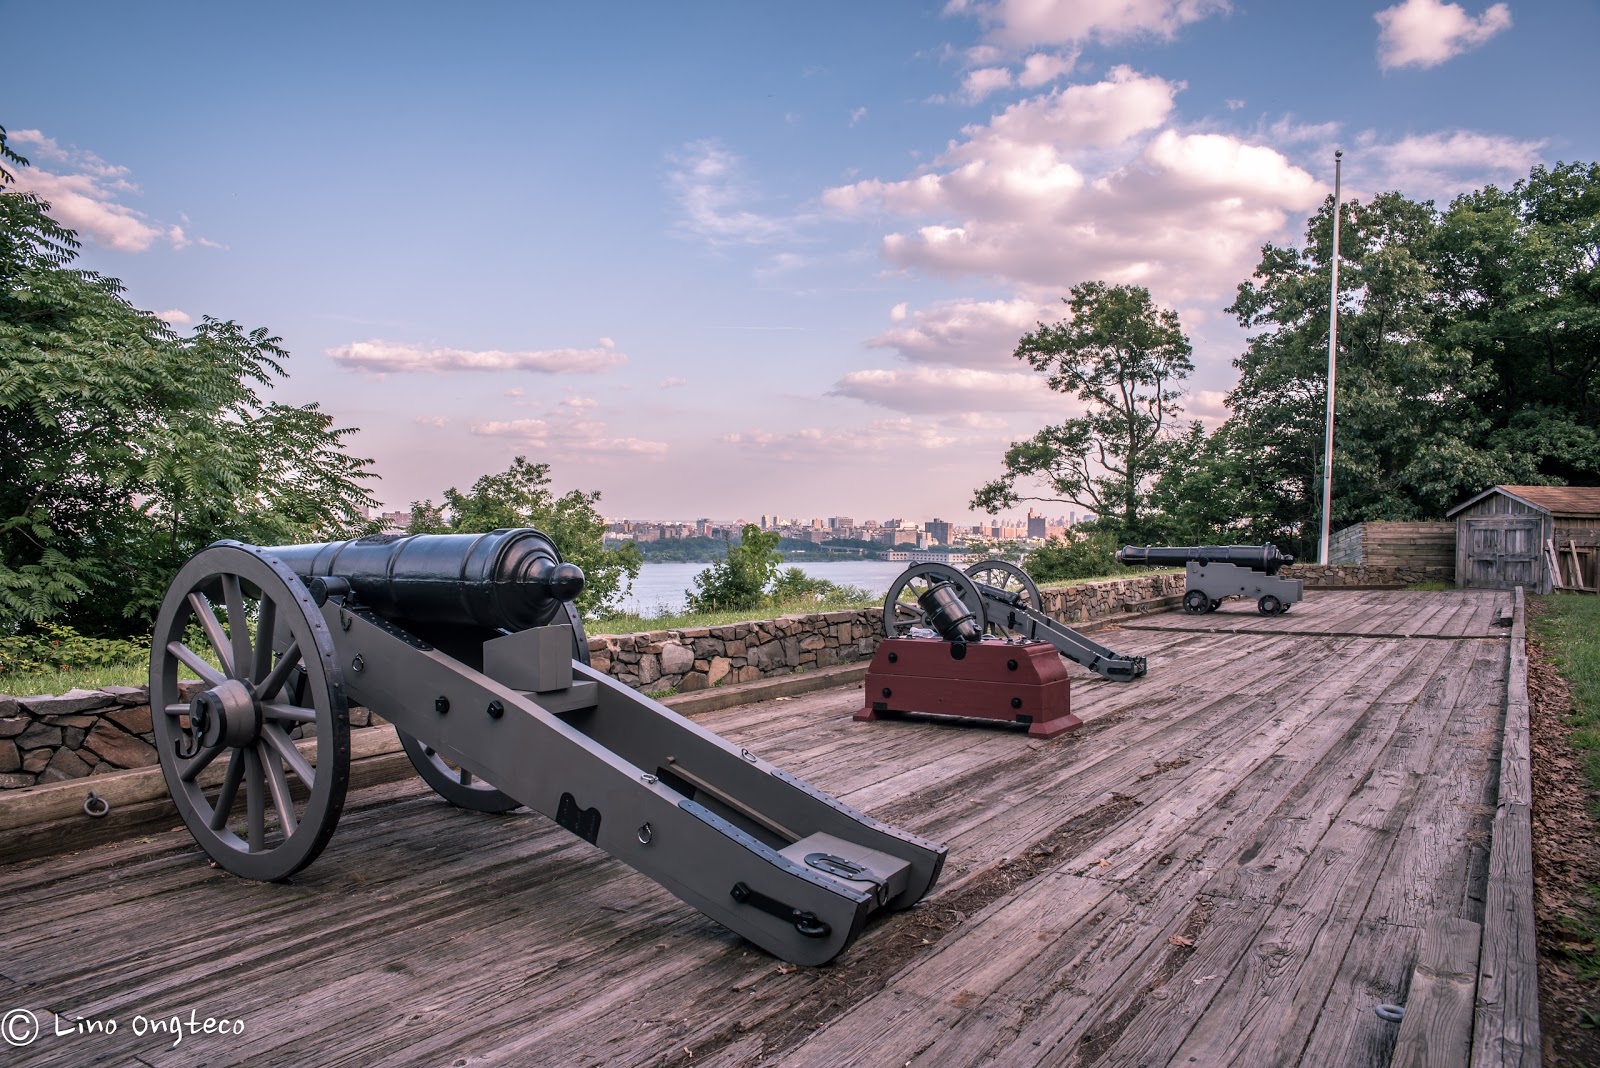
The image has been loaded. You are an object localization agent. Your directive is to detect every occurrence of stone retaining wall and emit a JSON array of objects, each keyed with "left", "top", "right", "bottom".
[
  {"left": 0, "top": 572, "right": 1187, "bottom": 790},
  {"left": 1284, "top": 563, "right": 1454, "bottom": 587}
]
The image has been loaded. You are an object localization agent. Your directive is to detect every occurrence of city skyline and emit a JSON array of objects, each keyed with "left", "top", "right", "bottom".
[{"left": 8, "top": 1, "right": 1595, "bottom": 524}]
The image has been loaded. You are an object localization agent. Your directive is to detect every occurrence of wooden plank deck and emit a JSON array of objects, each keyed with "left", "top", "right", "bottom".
[{"left": 0, "top": 589, "right": 1515, "bottom": 1067}]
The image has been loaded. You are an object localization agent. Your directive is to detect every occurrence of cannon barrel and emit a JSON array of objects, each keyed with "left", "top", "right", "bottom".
[
  {"left": 265, "top": 529, "right": 584, "bottom": 632},
  {"left": 1116, "top": 544, "right": 1295, "bottom": 575}
]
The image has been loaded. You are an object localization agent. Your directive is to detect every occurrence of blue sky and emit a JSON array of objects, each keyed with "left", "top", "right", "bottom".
[{"left": 7, "top": 0, "right": 1595, "bottom": 524}]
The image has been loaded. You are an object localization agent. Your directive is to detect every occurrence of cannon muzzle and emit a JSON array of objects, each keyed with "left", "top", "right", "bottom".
[
  {"left": 1115, "top": 544, "right": 1295, "bottom": 575},
  {"left": 265, "top": 528, "right": 584, "bottom": 632}
]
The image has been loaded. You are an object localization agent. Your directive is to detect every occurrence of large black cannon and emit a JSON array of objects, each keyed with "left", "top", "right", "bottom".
[
  {"left": 1115, "top": 543, "right": 1303, "bottom": 615},
  {"left": 149, "top": 530, "right": 945, "bottom": 965}
]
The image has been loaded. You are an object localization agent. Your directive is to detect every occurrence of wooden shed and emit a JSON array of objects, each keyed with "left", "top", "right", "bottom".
[{"left": 1446, "top": 485, "right": 1600, "bottom": 593}]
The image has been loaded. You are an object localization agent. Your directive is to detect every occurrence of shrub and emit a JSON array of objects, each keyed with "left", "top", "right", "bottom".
[
  {"left": 0, "top": 622, "right": 146, "bottom": 678},
  {"left": 1023, "top": 531, "right": 1140, "bottom": 583}
]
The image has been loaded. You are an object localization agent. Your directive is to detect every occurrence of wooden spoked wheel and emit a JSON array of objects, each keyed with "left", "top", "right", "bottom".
[
  {"left": 964, "top": 559, "right": 1043, "bottom": 638},
  {"left": 882, "top": 562, "right": 987, "bottom": 639},
  {"left": 150, "top": 542, "right": 350, "bottom": 881}
]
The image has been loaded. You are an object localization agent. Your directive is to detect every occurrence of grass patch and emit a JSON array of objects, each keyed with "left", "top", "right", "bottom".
[
  {"left": 1037, "top": 568, "right": 1181, "bottom": 589},
  {"left": 0, "top": 623, "right": 151, "bottom": 696},
  {"left": 0, "top": 660, "right": 149, "bottom": 697},
  {"left": 588, "top": 591, "right": 878, "bottom": 636},
  {"left": 1534, "top": 593, "right": 1600, "bottom": 793},
  {"left": 1409, "top": 580, "right": 1455, "bottom": 591}
]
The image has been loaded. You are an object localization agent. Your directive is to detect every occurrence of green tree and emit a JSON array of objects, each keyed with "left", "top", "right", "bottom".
[
  {"left": 0, "top": 127, "right": 378, "bottom": 634},
  {"left": 972, "top": 282, "right": 1194, "bottom": 539},
  {"left": 408, "top": 455, "right": 640, "bottom": 617},
  {"left": 1215, "top": 172, "right": 1596, "bottom": 558},
  {"left": 685, "top": 524, "right": 782, "bottom": 612}
]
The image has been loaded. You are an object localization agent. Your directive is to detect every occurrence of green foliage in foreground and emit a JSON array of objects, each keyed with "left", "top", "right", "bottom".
[
  {"left": 685, "top": 525, "right": 784, "bottom": 612},
  {"left": 1, "top": 126, "right": 378, "bottom": 636},
  {"left": 1023, "top": 531, "right": 1147, "bottom": 583},
  {"left": 0, "top": 623, "right": 147, "bottom": 695}
]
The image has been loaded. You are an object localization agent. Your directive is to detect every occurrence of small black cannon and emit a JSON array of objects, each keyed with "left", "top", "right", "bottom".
[
  {"left": 149, "top": 530, "right": 944, "bottom": 965},
  {"left": 1115, "top": 544, "right": 1303, "bottom": 616}
]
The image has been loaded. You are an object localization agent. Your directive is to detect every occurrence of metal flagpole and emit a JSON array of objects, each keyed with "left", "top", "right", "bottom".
[{"left": 1318, "top": 150, "right": 1343, "bottom": 564}]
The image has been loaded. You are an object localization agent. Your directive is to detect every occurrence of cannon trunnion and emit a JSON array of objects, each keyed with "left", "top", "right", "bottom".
[
  {"left": 148, "top": 532, "right": 945, "bottom": 966},
  {"left": 1116, "top": 543, "right": 1304, "bottom": 616}
]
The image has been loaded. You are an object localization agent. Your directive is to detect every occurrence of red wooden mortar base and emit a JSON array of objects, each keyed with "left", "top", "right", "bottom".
[{"left": 856, "top": 637, "right": 1080, "bottom": 738}]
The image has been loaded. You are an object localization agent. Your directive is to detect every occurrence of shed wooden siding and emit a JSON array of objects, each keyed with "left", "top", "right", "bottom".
[
  {"left": 1447, "top": 486, "right": 1600, "bottom": 594},
  {"left": 1327, "top": 522, "right": 1454, "bottom": 570}
]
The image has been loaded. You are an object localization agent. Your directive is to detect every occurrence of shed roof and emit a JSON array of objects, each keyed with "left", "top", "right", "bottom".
[{"left": 1446, "top": 484, "right": 1600, "bottom": 519}]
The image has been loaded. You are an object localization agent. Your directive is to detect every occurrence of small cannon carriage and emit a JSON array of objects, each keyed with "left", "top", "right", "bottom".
[
  {"left": 148, "top": 530, "right": 945, "bottom": 966},
  {"left": 1115, "top": 544, "right": 1303, "bottom": 616},
  {"left": 857, "top": 559, "right": 1146, "bottom": 737}
]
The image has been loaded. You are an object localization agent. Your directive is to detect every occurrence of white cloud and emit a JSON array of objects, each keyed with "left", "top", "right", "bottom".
[
  {"left": 962, "top": 67, "right": 1015, "bottom": 102},
  {"left": 723, "top": 416, "right": 979, "bottom": 458},
  {"left": 1375, "top": 0, "right": 1511, "bottom": 70},
  {"left": 829, "top": 366, "right": 1060, "bottom": 413},
  {"left": 471, "top": 416, "right": 668, "bottom": 456},
  {"left": 667, "top": 139, "right": 799, "bottom": 245},
  {"left": 850, "top": 106, "right": 869, "bottom": 126},
  {"left": 157, "top": 309, "right": 193, "bottom": 326},
  {"left": 889, "top": 302, "right": 909, "bottom": 322},
  {"left": 949, "top": 0, "right": 1231, "bottom": 47},
  {"left": 561, "top": 395, "right": 598, "bottom": 409},
  {"left": 414, "top": 415, "right": 449, "bottom": 427},
  {"left": 659, "top": 377, "right": 688, "bottom": 389},
  {"left": 1362, "top": 130, "right": 1545, "bottom": 199},
  {"left": 11, "top": 167, "right": 168, "bottom": 252},
  {"left": 829, "top": 67, "right": 1325, "bottom": 304},
  {"left": 6, "top": 129, "right": 209, "bottom": 253},
  {"left": 1018, "top": 51, "right": 1078, "bottom": 87},
  {"left": 327, "top": 339, "right": 627, "bottom": 375},
  {"left": 867, "top": 297, "right": 1057, "bottom": 369}
]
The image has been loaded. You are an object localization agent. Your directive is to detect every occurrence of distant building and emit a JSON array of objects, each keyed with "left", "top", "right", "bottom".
[
  {"left": 885, "top": 549, "right": 978, "bottom": 564},
  {"left": 1027, "top": 510, "right": 1047, "bottom": 538},
  {"left": 926, "top": 518, "right": 951, "bottom": 545}
]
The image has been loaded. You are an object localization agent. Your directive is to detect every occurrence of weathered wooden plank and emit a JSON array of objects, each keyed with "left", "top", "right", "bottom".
[
  {"left": 1091, "top": 638, "right": 1485, "bottom": 1067},
  {"left": 1293, "top": 639, "right": 1505, "bottom": 1068},
  {"left": 1392, "top": 916, "right": 1482, "bottom": 1068},
  {"left": 775, "top": 635, "right": 1458, "bottom": 1068},
  {"left": 1471, "top": 587, "right": 1540, "bottom": 1068}
]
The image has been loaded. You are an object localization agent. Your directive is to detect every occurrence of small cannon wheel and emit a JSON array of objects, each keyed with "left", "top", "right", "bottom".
[
  {"left": 1182, "top": 590, "right": 1210, "bottom": 614},
  {"left": 150, "top": 542, "right": 350, "bottom": 881},
  {"left": 1258, "top": 595, "right": 1283, "bottom": 616},
  {"left": 882, "top": 562, "right": 987, "bottom": 639},
  {"left": 964, "top": 559, "right": 1042, "bottom": 638},
  {"left": 399, "top": 602, "right": 592, "bottom": 812}
]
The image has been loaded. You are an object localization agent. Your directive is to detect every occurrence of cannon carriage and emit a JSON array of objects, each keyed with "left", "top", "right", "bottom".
[
  {"left": 148, "top": 530, "right": 945, "bottom": 966},
  {"left": 856, "top": 558, "right": 1146, "bottom": 737},
  {"left": 1115, "top": 544, "right": 1303, "bottom": 616}
]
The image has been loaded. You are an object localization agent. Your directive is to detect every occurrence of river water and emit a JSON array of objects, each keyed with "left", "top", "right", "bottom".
[{"left": 614, "top": 560, "right": 915, "bottom": 616}]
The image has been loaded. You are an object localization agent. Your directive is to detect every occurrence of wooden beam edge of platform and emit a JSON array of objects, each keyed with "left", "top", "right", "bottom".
[
  {"left": 1469, "top": 585, "right": 1542, "bottom": 1068},
  {"left": 0, "top": 662, "right": 872, "bottom": 865}
]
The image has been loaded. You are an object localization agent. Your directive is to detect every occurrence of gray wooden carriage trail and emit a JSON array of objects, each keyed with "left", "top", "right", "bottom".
[{"left": 0, "top": 589, "right": 1523, "bottom": 1067}]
